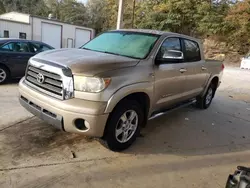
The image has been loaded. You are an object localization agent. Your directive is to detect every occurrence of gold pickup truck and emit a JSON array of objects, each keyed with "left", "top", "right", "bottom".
[{"left": 19, "top": 29, "right": 224, "bottom": 151}]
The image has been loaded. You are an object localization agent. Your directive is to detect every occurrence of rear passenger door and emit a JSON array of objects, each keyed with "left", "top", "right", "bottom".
[{"left": 181, "top": 38, "right": 209, "bottom": 99}]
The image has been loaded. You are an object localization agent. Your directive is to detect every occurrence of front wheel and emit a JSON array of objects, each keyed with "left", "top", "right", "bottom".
[
  {"left": 102, "top": 99, "right": 144, "bottom": 151},
  {"left": 196, "top": 84, "right": 215, "bottom": 109}
]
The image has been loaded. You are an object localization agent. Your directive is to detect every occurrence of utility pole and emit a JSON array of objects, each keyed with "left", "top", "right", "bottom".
[
  {"left": 131, "top": 0, "right": 136, "bottom": 28},
  {"left": 117, "top": 0, "right": 124, "bottom": 29}
]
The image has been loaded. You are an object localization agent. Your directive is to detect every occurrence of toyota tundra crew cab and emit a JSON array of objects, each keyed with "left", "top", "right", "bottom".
[{"left": 19, "top": 29, "right": 224, "bottom": 151}]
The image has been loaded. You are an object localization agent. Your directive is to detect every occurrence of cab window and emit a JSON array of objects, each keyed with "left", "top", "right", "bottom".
[{"left": 183, "top": 39, "right": 201, "bottom": 62}]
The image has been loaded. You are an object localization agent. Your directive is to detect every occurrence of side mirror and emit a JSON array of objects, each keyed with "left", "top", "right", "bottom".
[{"left": 163, "top": 50, "right": 184, "bottom": 60}]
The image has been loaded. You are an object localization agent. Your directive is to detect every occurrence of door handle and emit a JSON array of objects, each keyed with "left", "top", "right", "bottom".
[
  {"left": 179, "top": 68, "right": 187, "bottom": 73},
  {"left": 202, "top": 66, "right": 207, "bottom": 71}
]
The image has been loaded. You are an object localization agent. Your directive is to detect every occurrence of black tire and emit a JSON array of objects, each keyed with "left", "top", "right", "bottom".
[
  {"left": 196, "top": 84, "right": 216, "bottom": 109},
  {"left": 0, "top": 66, "right": 10, "bottom": 84},
  {"left": 102, "top": 99, "right": 144, "bottom": 151}
]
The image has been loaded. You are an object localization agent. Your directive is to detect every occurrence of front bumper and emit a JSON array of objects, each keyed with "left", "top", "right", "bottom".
[{"left": 19, "top": 78, "right": 109, "bottom": 137}]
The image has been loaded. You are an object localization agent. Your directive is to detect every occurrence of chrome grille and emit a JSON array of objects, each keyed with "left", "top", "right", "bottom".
[{"left": 25, "top": 65, "right": 63, "bottom": 99}]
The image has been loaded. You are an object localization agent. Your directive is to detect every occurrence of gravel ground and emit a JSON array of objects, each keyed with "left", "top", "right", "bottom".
[{"left": 0, "top": 67, "right": 250, "bottom": 188}]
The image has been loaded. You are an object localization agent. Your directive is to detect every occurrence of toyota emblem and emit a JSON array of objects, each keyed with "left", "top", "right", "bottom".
[{"left": 36, "top": 73, "right": 45, "bottom": 84}]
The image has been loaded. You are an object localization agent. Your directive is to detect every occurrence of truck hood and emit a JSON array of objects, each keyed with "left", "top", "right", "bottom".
[{"left": 34, "top": 48, "right": 139, "bottom": 76}]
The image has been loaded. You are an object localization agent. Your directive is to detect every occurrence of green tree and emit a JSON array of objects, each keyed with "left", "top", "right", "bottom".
[
  {"left": 225, "top": 0, "right": 250, "bottom": 54},
  {"left": 1, "top": 0, "right": 49, "bottom": 16},
  {"left": 59, "top": 0, "right": 87, "bottom": 25},
  {"left": 0, "top": 1, "right": 6, "bottom": 14},
  {"left": 85, "top": 0, "right": 108, "bottom": 33},
  {"left": 0, "top": 0, "right": 248, "bottom": 55},
  {"left": 44, "top": 0, "right": 61, "bottom": 19},
  {"left": 86, "top": 0, "right": 118, "bottom": 33},
  {"left": 196, "top": 1, "right": 230, "bottom": 36}
]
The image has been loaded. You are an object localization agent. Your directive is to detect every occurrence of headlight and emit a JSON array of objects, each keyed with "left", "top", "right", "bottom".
[{"left": 74, "top": 76, "right": 111, "bottom": 93}]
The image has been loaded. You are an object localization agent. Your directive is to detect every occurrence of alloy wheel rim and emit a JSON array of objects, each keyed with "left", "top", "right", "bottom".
[
  {"left": 0, "top": 69, "right": 6, "bottom": 83},
  {"left": 115, "top": 110, "right": 138, "bottom": 143},
  {"left": 206, "top": 88, "right": 213, "bottom": 105}
]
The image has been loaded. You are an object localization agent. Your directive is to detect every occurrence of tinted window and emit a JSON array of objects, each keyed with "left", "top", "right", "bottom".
[
  {"left": 156, "top": 38, "right": 182, "bottom": 60},
  {"left": 0, "top": 43, "right": 14, "bottom": 51},
  {"left": 0, "top": 42, "right": 30, "bottom": 52},
  {"left": 30, "top": 42, "right": 53, "bottom": 53},
  {"left": 183, "top": 39, "right": 201, "bottom": 62},
  {"left": 82, "top": 31, "right": 159, "bottom": 59}
]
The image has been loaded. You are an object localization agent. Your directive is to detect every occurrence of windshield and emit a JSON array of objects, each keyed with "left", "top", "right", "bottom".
[{"left": 81, "top": 31, "right": 159, "bottom": 59}]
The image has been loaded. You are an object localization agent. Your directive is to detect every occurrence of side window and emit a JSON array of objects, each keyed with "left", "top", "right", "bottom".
[
  {"left": 0, "top": 42, "right": 30, "bottom": 52},
  {"left": 156, "top": 37, "right": 183, "bottom": 62},
  {"left": 29, "top": 43, "right": 39, "bottom": 53},
  {"left": 15, "top": 42, "right": 30, "bottom": 52},
  {"left": 30, "top": 42, "right": 52, "bottom": 53},
  {"left": 183, "top": 39, "right": 201, "bottom": 62},
  {"left": 0, "top": 43, "right": 14, "bottom": 51}
]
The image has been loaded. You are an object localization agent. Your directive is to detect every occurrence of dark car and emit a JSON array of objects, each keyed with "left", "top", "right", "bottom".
[{"left": 0, "top": 39, "right": 54, "bottom": 84}]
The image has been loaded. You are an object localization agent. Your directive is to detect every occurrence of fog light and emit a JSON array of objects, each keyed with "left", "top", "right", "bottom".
[{"left": 74, "top": 119, "right": 89, "bottom": 131}]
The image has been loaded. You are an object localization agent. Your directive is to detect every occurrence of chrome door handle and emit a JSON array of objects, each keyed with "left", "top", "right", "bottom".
[
  {"left": 202, "top": 66, "right": 207, "bottom": 71},
  {"left": 179, "top": 68, "right": 187, "bottom": 73}
]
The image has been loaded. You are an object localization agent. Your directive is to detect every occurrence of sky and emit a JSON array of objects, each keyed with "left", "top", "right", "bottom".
[{"left": 78, "top": 0, "right": 88, "bottom": 3}]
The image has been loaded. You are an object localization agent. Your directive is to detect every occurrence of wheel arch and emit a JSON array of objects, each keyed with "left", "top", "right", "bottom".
[
  {"left": 0, "top": 63, "right": 11, "bottom": 75},
  {"left": 201, "top": 75, "right": 220, "bottom": 97},
  {"left": 105, "top": 83, "right": 152, "bottom": 112},
  {"left": 211, "top": 76, "right": 219, "bottom": 87},
  {"left": 210, "top": 76, "right": 219, "bottom": 97},
  {"left": 104, "top": 83, "right": 153, "bottom": 126}
]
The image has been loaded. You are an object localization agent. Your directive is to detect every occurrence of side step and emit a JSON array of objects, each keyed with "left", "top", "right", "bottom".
[{"left": 148, "top": 99, "right": 197, "bottom": 121}]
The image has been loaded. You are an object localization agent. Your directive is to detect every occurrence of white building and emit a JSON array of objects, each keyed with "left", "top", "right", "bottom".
[{"left": 0, "top": 12, "right": 95, "bottom": 48}]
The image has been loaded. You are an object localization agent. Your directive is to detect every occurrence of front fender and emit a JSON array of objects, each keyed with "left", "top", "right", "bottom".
[{"left": 104, "top": 82, "right": 154, "bottom": 114}]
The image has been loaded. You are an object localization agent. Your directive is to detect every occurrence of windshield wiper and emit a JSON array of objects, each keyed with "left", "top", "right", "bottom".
[
  {"left": 103, "top": 51, "right": 121, "bottom": 56},
  {"left": 103, "top": 51, "right": 141, "bottom": 59},
  {"left": 81, "top": 47, "right": 91, "bottom": 50},
  {"left": 81, "top": 48, "right": 140, "bottom": 59}
]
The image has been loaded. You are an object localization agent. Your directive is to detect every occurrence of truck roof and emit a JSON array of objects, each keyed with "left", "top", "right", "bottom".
[{"left": 116, "top": 29, "right": 200, "bottom": 42}]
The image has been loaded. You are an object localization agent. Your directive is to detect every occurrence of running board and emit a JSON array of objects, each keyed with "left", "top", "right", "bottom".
[{"left": 148, "top": 99, "right": 197, "bottom": 121}]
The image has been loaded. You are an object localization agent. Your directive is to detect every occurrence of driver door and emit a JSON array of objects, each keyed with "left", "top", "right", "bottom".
[{"left": 153, "top": 37, "right": 188, "bottom": 111}]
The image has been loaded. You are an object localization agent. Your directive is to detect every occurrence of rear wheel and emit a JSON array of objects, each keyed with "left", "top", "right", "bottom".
[
  {"left": 0, "top": 66, "right": 9, "bottom": 84},
  {"left": 196, "top": 84, "right": 215, "bottom": 109},
  {"left": 102, "top": 99, "right": 143, "bottom": 151}
]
